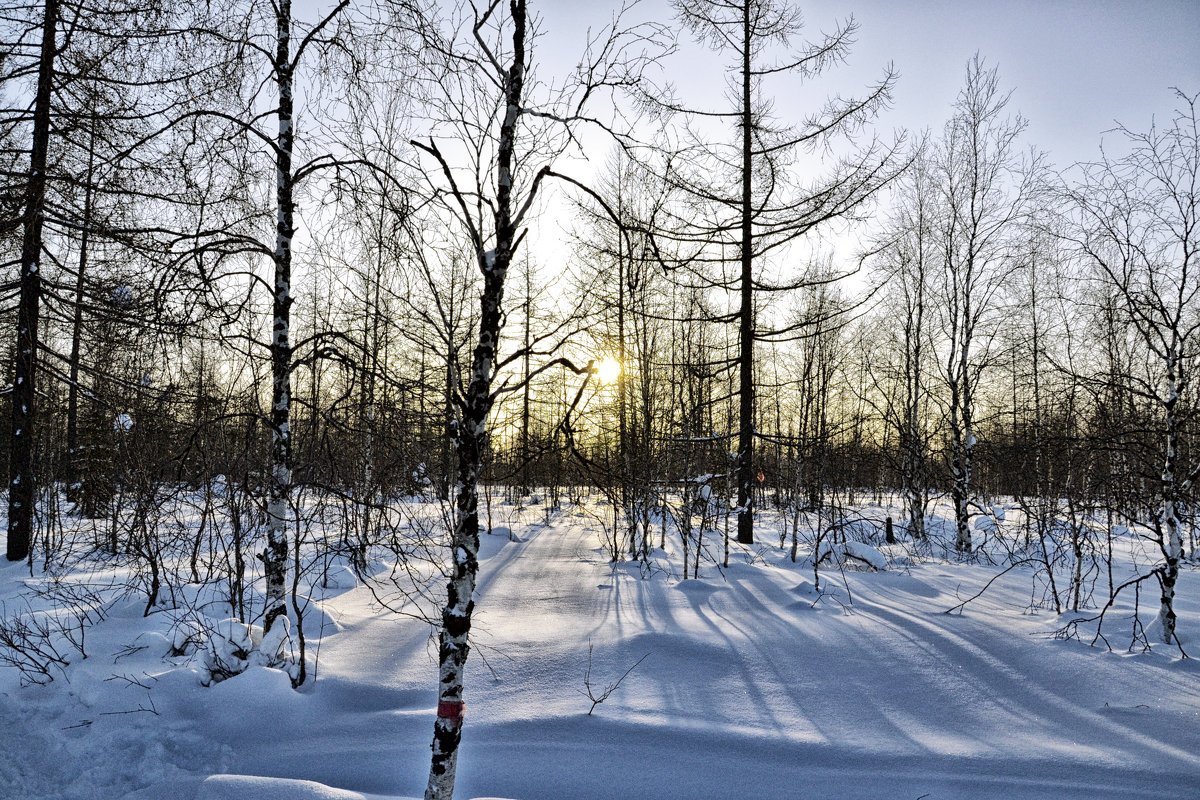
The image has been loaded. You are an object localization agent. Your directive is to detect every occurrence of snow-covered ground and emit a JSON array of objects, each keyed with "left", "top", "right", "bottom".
[{"left": 2, "top": 499, "right": 1198, "bottom": 799}]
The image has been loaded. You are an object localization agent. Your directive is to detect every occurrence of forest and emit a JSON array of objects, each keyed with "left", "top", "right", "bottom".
[{"left": 1, "top": 1, "right": 1198, "bottom": 799}]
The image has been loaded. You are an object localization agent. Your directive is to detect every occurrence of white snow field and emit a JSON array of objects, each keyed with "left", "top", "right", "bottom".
[{"left": 2, "top": 501, "right": 1198, "bottom": 800}]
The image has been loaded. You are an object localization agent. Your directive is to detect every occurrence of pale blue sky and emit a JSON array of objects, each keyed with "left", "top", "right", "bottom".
[
  {"left": 816, "top": 0, "right": 1200, "bottom": 166},
  {"left": 535, "top": 0, "right": 1200, "bottom": 169}
]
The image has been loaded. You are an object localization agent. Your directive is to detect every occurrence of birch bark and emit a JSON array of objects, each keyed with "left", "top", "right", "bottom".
[
  {"left": 263, "top": 0, "right": 295, "bottom": 635},
  {"left": 425, "top": 4, "right": 527, "bottom": 796}
]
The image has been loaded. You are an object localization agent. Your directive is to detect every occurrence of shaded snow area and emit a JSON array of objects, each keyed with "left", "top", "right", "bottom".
[{"left": 2, "top": 499, "right": 1199, "bottom": 800}]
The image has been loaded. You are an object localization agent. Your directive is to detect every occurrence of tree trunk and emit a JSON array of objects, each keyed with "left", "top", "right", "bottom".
[
  {"left": 263, "top": 0, "right": 294, "bottom": 634},
  {"left": 735, "top": 2, "right": 755, "bottom": 545},
  {"left": 949, "top": 370, "right": 973, "bottom": 553},
  {"left": 7, "top": 0, "right": 58, "bottom": 563},
  {"left": 425, "top": 4, "right": 527, "bottom": 797},
  {"left": 1159, "top": 350, "right": 1181, "bottom": 643}
]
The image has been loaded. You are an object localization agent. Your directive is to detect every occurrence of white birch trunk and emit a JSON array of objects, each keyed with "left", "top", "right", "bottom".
[
  {"left": 425, "top": 4, "right": 527, "bottom": 797},
  {"left": 1159, "top": 352, "right": 1182, "bottom": 643},
  {"left": 263, "top": 0, "right": 294, "bottom": 635}
]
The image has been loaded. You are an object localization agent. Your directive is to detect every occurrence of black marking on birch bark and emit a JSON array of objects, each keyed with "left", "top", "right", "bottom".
[{"left": 442, "top": 601, "right": 474, "bottom": 639}]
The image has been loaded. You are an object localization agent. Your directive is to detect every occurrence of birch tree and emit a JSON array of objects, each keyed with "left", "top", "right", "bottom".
[
  {"left": 186, "top": 0, "right": 350, "bottom": 635},
  {"left": 868, "top": 149, "right": 938, "bottom": 540},
  {"left": 409, "top": 2, "right": 666, "bottom": 795},
  {"left": 1067, "top": 90, "right": 1200, "bottom": 645},
  {"left": 931, "top": 55, "right": 1038, "bottom": 553}
]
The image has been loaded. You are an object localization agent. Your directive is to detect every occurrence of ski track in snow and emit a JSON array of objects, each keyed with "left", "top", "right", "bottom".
[
  {"left": 2, "top": 511, "right": 1198, "bottom": 800},
  {"left": 448, "top": 520, "right": 1200, "bottom": 799}
]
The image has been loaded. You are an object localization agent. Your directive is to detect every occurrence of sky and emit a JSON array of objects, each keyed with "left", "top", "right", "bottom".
[
  {"left": 291, "top": 0, "right": 1200, "bottom": 293},
  {"left": 515, "top": 0, "right": 1200, "bottom": 289},
  {"left": 814, "top": 0, "right": 1200, "bottom": 167},
  {"left": 533, "top": 0, "right": 1200, "bottom": 170}
]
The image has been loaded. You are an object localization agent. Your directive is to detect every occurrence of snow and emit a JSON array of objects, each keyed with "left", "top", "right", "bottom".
[
  {"left": 973, "top": 515, "right": 999, "bottom": 532},
  {"left": 842, "top": 539, "right": 889, "bottom": 569},
  {"left": 194, "top": 775, "right": 412, "bottom": 800},
  {"left": 816, "top": 538, "right": 889, "bottom": 570},
  {"left": 1, "top": 498, "right": 1198, "bottom": 799}
]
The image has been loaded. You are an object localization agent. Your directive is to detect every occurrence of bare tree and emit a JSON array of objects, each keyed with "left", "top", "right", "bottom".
[
  {"left": 2, "top": 0, "right": 194, "bottom": 559},
  {"left": 648, "top": 0, "right": 901, "bottom": 544},
  {"left": 4, "top": 0, "right": 57, "bottom": 562},
  {"left": 172, "top": 0, "right": 351, "bottom": 635},
  {"left": 1066, "top": 90, "right": 1200, "bottom": 645},
  {"left": 571, "top": 148, "right": 675, "bottom": 559},
  {"left": 408, "top": 2, "right": 667, "bottom": 796},
  {"left": 867, "top": 146, "right": 938, "bottom": 541},
  {"left": 931, "top": 55, "right": 1039, "bottom": 553}
]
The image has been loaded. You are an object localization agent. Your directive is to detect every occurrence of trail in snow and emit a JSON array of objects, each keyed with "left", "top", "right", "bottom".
[{"left": 439, "top": 518, "right": 1200, "bottom": 799}]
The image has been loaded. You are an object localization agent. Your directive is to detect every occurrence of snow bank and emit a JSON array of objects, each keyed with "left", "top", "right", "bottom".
[
  {"left": 815, "top": 538, "right": 888, "bottom": 570},
  {"left": 974, "top": 515, "right": 999, "bottom": 533},
  {"left": 195, "top": 775, "right": 412, "bottom": 800}
]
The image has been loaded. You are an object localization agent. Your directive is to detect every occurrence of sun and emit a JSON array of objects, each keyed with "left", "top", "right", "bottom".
[{"left": 596, "top": 357, "right": 621, "bottom": 384}]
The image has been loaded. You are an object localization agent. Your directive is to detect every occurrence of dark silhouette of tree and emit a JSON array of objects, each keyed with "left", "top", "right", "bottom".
[{"left": 648, "top": 0, "right": 902, "bottom": 544}]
